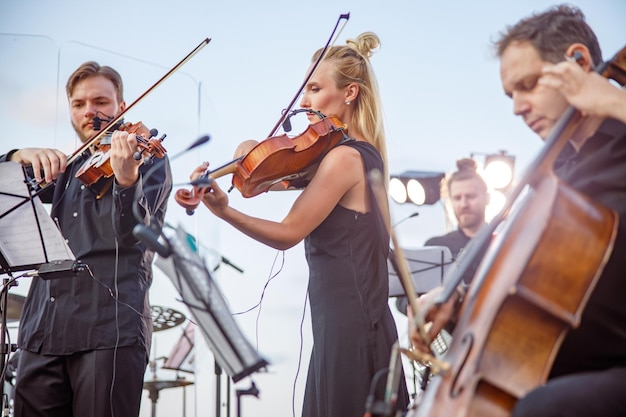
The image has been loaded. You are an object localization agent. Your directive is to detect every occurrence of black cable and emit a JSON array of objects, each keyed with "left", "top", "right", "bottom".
[{"left": 364, "top": 367, "right": 391, "bottom": 417}]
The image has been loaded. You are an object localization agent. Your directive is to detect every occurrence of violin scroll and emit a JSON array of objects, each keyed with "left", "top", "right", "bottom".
[
  {"left": 174, "top": 171, "right": 211, "bottom": 215},
  {"left": 174, "top": 187, "right": 201, "bottom": 216}
]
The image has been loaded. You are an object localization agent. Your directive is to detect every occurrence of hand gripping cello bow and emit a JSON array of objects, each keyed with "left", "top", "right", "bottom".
[
  {"left": 407, "top": 45, "right": 626, "bottom": 417},
  {"left": 175, "top": 14, "right": 352, "bottom": 214}
]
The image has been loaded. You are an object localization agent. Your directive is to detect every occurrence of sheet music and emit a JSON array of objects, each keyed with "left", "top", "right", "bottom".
[
  {"left": 0, "top": 162, "right": 75, "bottom": 271},
  {"left": 388, "top": 246, "right": 453, "bottom": 296}
]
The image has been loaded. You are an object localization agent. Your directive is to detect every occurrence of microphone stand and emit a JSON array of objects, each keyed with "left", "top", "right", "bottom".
[
  {"left": 215, "top": 360, "right": 222, "bottom": 417},
  {"left": 0, "top": 274, "right": 18, "bottom": 415},
  {"left": 214, "top": 357, "right": 233, "bottom": 416},
  {"left": 236, "top": 382, "right": 259, "bottom": 417}
]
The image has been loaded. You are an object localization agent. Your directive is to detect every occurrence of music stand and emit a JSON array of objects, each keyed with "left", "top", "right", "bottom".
[
  {"left": 0, "top": 161, "right": 81, "bottom": 411},
  {"left": 387, "top": 246, "right": 453, "bottom": 297},
  {"left": 0, "top": 162, "right": 77, "bottom": 274},
  {"left": 162, "top": 322, "right": 195, "bottom": 374},
  {"left": 156, "top": 225, "right": 269, "bottom": 383}
]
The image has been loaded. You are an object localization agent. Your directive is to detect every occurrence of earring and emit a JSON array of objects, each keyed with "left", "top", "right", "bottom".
[{"left": 345, "top": 100, "right": 351, "bottom": 105}]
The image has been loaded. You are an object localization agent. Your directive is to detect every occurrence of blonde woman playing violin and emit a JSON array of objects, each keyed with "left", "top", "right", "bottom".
[{"left": 190, "top": 32, "right": 409, "bottom": 417}]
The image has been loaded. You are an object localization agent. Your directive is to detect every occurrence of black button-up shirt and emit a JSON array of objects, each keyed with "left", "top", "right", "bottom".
[{"left": 1, "top": 151, "right": 172, "bottom": 356}]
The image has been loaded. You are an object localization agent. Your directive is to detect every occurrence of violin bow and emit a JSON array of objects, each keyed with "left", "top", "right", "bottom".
[
  {"left": 65, "top": 38, "right": 211, "bottom": 166},
  {"left": 266, "top": 13, "right": 350, "bottom": 138},
  {"left": 369, "top": 169, "right": 450, "bottom": 375}
]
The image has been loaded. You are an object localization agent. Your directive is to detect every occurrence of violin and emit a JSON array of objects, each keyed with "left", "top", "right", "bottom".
[
  {"left": 27, "top": 38, "right": 210, "bottom": 198},
  {"left": 75, "top": 120, "right": 167, "bottom": 187},
  {"left": 175, "top": 115, "right": 348, "bottom": 214},
  {"left": 175, "top": 14, "right": 350, "bottom": 215}
]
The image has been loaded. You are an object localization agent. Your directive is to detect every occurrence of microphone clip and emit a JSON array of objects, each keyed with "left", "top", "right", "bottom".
[
  {"left": 281, "top": 109, "right": 325, "bottom": 132},
  {"left": 92, "top": 112, "right": 115, "bottom": 131}
]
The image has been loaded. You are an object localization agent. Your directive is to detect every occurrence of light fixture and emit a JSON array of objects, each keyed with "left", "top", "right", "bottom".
[
  {"left": 469, "top": 150, "right": 516, "bottom": 221},
  {"left": 483, "top": 150, "right": 515, "bottom": 190},
  {"left": 389, "top": 171, "right": 445, "bottom": 206}
]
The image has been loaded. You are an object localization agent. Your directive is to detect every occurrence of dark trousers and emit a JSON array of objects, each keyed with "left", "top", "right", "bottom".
[
  {"left": 512, "top": 366, "right": 626, "bottom": 417},
  {"left": 14, "top": 346, "right": 148, "bottom": 417}
]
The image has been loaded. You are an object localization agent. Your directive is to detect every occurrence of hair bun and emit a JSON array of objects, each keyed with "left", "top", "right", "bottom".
[
  {"left": 346, "top": 32, "right": 380, "bottom": 59},
  {"left": 456, "top": 158, "right": 478, "bottom": 172}
]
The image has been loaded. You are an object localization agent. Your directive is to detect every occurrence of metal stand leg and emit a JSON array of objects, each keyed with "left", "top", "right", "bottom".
[
  {"left": 0, "top": 276, "right": 17, "bottom": 415},
  {"left": 236, "top": 382, "right": 259, "bottom": 417},
  {"left": 215, "top": 361, "right": 222, "bottom": 417}
]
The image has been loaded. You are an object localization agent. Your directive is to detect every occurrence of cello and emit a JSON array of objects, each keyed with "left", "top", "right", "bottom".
[{"left": 411, "top": 44, "right": 626, "bottom": 417}]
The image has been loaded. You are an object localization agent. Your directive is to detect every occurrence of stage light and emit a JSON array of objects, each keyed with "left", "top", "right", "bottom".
[
  {"left": 485, "top": 189, "right": 507, "bottom": 222},
  {"left": 483, "top": 151, "right": 515, "bottom": 190},
  {"left": 468, "top": 150, "right": 516, "bottom": 221},
  {"left": 389, "top": 177, "right": 408, "bottom": 204},
  {"left": 389, "top": 171, "right": 445, "bottom": 206}
]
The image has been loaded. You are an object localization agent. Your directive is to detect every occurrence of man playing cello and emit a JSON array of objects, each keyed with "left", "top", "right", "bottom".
[{"left": 409, "top": 5, "right": 626, "bottom": 417}]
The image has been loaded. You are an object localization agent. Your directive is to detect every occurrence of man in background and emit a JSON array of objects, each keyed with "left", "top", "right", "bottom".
[{"left": 396, "top": 157, "right": 489, "bottom": 315}]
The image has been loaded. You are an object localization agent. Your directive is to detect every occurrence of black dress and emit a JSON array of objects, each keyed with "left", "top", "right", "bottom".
[{"left": 302, "top": 141, "right": 409, "bottom": 417}]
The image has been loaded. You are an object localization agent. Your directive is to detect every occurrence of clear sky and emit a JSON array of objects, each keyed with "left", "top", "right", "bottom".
[{"left": 1, "top": 1, "right": 624, "bottom": 416}]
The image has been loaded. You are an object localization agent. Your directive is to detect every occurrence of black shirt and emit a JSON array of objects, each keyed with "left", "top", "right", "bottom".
[
  {"left": 395, "top": 229, "right": 472, "bottom": 315},
  {"left": 549, "top": 118, "right": 626, "bottom": 377},
  {"left": 424, "top": 228, "right": 472, "bottom": 260},
  {"left": 0, "top": 151, "right": 172, "bottom": 356}
]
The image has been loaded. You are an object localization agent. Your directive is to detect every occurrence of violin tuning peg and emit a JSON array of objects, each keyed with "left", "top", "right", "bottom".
[
  {"left": 149, "top": 128, "right": 159, "bottom": 138},
  {"left": 133, "top": 152, "right": 143, "bottom": 161}
]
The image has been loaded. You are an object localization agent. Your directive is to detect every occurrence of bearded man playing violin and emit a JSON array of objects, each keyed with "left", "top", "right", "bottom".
[
  {"left": 1, "top": 61, "right": 172, "bottom": 417},
  {"left": 409, "top": 5, "right": 626, "bottom": 417}
]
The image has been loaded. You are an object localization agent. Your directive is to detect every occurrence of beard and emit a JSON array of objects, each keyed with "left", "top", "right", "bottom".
[
  {"left": 457, "top": 211, "right": 483, "bottom": 231},
  {"left": 71, "top": 120, "right": 95, "bottom": 144}
]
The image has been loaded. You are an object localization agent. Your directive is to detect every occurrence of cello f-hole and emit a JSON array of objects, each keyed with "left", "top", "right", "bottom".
[{"left": 450, "top": 332, "right": 474, "bottom": 398}]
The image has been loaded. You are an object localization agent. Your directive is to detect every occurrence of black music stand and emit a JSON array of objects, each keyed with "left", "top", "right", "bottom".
[
  {"left": 387, "top": 246, "right": 453, "bottom": 297},
  {"left": 0, "top": 162, "right": 78, "bottom": 274},
  {"left": 156, "top": 225, "right": 268, "bottom": 415},
  {"left": 0, "top": 162, "right": 82, "bottom": 412}
]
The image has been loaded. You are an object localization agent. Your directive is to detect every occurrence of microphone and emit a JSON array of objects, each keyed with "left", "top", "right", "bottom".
[
  {"left": 131, "top": 135, "right": 212, "bottom": 256},
  {"left": 92, "top": 112, "right": 114, "bottom": 131},
  {"left": 392, "top": 211, "right": 419, "bottom": 228},
  {"left": 133, "top": 224, "right": 171, "bottom": 258},
  {"left": 281, "top": 109, "right": 325, "bottom": 132},
  {"left": 281, "top": 109, "right": 293, "bottom": 133},
  {"left": 182, "top": 135, "right": 211, "bottom": 154},
  {"left": 221, "top": 256, "right": 244, "bottom": 273}
]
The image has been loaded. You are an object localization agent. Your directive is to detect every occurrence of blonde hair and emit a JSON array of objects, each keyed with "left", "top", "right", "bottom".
[
  {"left": 312, "top": 32, "right": 388, "bottom": 176},
  {"left": 66, "top": 61, "right": 124, "bottom": 103}
]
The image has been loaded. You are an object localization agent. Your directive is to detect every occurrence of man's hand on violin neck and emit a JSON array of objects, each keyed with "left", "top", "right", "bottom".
[{"left": 110, "top": 131, "right": 141, "bottom": 188}]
